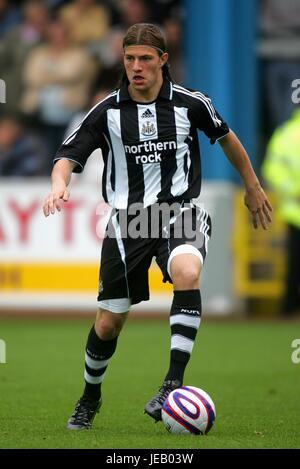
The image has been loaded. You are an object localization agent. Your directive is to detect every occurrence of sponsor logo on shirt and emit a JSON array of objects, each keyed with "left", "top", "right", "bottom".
[{"left": 124, "top": 140, "right": 177, "bottom": 164}]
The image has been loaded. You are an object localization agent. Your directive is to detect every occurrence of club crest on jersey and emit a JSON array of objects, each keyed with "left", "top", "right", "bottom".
[{"left": 141, "top": 121, "right": 156, "bottom": 136}]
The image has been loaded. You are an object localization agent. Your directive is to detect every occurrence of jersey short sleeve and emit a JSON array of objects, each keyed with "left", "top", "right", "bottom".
[
  {"left": 190, "top": 91, "right": 230, "bottom": 144},
  {"left": 53, "top": 103, "right": 107, "bottom": 173}
]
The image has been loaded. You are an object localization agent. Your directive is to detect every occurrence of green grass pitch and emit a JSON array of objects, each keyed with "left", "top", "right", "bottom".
[{"left": 0, "top": 316, "right": 299, "bottom": 449}]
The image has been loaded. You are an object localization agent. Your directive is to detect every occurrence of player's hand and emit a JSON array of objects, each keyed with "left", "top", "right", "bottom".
[
  {"left": 43, "top": 184, "right": 70, "bottom": 217},
  {"left": 244, "top": 183, "right": 272, "bottom": 230}
]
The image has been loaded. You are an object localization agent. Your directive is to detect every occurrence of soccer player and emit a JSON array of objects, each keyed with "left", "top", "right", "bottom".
[{"left": 43, "top": 23, "right": 272, "bottom": 430}]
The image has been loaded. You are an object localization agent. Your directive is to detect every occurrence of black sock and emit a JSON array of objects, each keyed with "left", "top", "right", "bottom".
[
  {"left": 83, "top": 325, "right": 118, "bottom": 400},
  {"left": 164, "top": 290, "right": 202, "bottom": 383}
]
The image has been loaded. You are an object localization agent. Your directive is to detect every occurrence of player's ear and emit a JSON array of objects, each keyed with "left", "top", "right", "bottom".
[{"left": 160, "top": 52, "right": 169, "bottom": 67}]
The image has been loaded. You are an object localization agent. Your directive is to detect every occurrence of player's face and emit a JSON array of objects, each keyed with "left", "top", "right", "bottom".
[{"left": 124, "top": 45, "right": 168, "bottom": 94}]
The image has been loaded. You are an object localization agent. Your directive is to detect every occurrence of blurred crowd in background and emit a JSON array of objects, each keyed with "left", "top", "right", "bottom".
[
  {"left": 0, "top": 0, "right": 300, "bottom": 178},
  {"left": 259, "top": 0, "right": 300, "bottom": 317},
  {"left": 258, "top": 0, "right": 300, "bottom": 142},
  {"left": 1, "top": 0, "right": 300, "bottom": 316},
  {"left": 0, "top": 0, "right": 300, "bottom": 176},
  {"left": 0, "top": 0, "right": 184, "bottom": 176}
]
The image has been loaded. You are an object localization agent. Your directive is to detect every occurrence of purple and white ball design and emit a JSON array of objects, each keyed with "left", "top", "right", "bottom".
[{"left": 162, "top": 386, "right": 216, "bottom": 435}]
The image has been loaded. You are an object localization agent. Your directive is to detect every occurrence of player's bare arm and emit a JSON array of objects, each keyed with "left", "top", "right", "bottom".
[
  {"left": 43, "top": 159, "right": 76, "bottom": 217},
  {"left": 219, "top": 130, "right": 273, "bottom": 230}
]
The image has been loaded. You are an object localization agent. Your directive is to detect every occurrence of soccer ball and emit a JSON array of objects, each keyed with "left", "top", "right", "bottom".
[{"left": 162, "top": 386, "right": 216, "bottom": 435}]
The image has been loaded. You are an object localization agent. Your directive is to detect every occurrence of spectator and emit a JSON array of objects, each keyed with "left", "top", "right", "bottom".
[
  {"left": 44, "top": 0, "right": 68, "bottom": 13},
  {"left": 21, "top": 19, "right": 97, "bottom": 158},
  {"left": 163, "top": 16, "right": 184, "bottom": 83},
  {"left": 116, "top": 0, "right": 149, "bottom": 29},
  {"left": 0, "top": 115, "right": 48, "bottom": 176},
  {"left": 92, "top": 27, "right": 124, "bottom": 69},
  {"left": 146, "top": 0, "right": 183, "bottom": 25},
  {"left": 0, "top": 0, "right": 21, "bottom": 39},
  {"left": 262, "top": 107, "right": 300, "bottom": 317},
  {"left": 59, "top": 0, "right": 110, "bottom": 47},
  {"left": 258, "top": 0, "right": 300, "bottom": 135},
  {"left": 0, "top": 0, "right": 50, "bottom": 115}
]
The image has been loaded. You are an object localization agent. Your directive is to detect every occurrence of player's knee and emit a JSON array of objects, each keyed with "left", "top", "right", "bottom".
[
  {"left": 171, "top": 266, "right": 200, "bottom": 289},
  {"left": 96, "top": 319, "right": 121, "bottom": 340},
  {"left": 95, "top": 312, "right": 125, "bottom": 340}
]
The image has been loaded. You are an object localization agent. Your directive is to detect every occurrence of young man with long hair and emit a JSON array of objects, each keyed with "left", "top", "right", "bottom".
[{"left": 43, "top": 23, "right": 272, "bottom": 430}]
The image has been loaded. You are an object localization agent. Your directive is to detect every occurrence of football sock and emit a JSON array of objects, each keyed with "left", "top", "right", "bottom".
[
  {"left": 83, "top": 325, "right": 118, "bottom": 401},
  {"left": 164, "top": 289, "right": 202, "bottom": 384}
]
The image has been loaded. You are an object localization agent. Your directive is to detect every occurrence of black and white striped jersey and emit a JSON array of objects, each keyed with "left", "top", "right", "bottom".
[{"left": 54, "top": 79, "right": 229, "bottom": 209}]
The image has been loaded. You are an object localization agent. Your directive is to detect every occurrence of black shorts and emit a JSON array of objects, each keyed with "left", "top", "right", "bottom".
[{"left": 97, "top": 202, "right": 212, "bottom": 305}]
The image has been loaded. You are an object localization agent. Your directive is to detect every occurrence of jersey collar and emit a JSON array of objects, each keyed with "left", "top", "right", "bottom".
[{"left": 117, "top": 78, "right": 173, "bottom": 103}]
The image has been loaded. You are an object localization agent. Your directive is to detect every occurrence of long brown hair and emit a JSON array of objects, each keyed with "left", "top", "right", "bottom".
[{"left": 120, "top": 23, "right": 172, "bottom": 85}]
